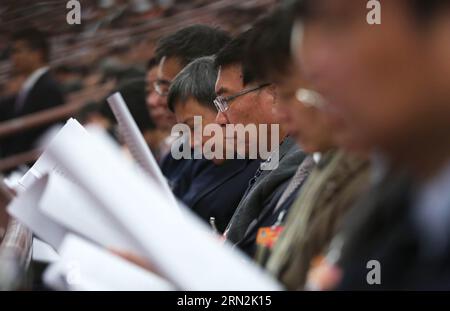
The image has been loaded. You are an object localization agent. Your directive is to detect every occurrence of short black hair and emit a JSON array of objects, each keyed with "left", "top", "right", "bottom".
[
  {"left": 168, "top": 56, "right": 217, "bottom": 113},
  {"left": 214, "top": 30, "right": 257, "bottom": 85},
  {"left": 147, "top": 57, "right": 158, "bottom": 70},
  {"left": 11, "top": 28, "right": 50, "bottom": 62},
  {"left": 243, "top": 5, "right": 296, "bottom": 83},
  {"left": 155, "top": 25, "right": 231, "bottom": 67}
]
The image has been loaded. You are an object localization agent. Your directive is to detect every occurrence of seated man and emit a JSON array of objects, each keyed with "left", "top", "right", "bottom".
[
  {"left": 146, "top": 25, "right": 231, "bottom": 191},
  {"left": 0, "top": 29, "right": 64, "bottom": 157},
  {"left": 167, "top": 56, "right": 260, "bottom": 233},
  {"left": 214, "top": 33, "right": 307, "bottom": 257},
  {"left": 241, "top": 6, "right": 372, "bottom": 289}
]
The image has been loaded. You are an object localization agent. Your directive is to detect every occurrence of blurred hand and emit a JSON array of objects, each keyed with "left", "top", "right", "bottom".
[
  {"left": 110, "top": 249, "right": 160, "bottom": 276},
  {"left": 305, "top": 255, "right": 342, "bottom": 291}
]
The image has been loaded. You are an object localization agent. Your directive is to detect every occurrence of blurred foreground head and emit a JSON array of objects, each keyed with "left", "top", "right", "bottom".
[
  {"left": 293, "top": 0, "right": 450, "bottom": 178},
  {"left": 147, "top": 25, "right": 231, "bottom": 131}
]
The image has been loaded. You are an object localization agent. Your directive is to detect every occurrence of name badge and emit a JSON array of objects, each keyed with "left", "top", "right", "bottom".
[{"left": 256, "top": 226, "right": 284, "bottom": 249}]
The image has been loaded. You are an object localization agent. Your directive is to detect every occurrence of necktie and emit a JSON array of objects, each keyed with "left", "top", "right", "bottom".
[{"left": 274, "top": 155, "right": 315, "bottom": 213}]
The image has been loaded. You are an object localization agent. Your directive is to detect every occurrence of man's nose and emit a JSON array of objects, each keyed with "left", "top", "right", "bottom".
[{"left": 215, "top": 111, "right": 229, "bottom": 125}]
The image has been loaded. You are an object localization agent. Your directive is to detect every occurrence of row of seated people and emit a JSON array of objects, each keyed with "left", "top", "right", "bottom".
[
  {"left": 126, "top": 0, "right": 450, "bottom": 290},
  {"left": 131, "top": 20, "right": 367, "bottom": 290},
  {"left": 2, "top": 0, "right": 450, "bottom": 291}
]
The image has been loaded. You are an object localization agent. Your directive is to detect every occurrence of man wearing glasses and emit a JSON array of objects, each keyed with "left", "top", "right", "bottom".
[
  {"left": 146, "top": 25, "right": 231, "bottom": 191},
  {"left": 214, "top": 32, "right": 307, "bottom": 258}
]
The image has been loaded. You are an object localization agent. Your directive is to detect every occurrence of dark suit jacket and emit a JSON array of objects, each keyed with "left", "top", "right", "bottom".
[
  {"left": 237, "top": 177, "right": 299, "bottom": 257},
  {"left": 178, "top": 159, "right": 261, "bottom": 233},
  {"left": 337, "top": 172, "right": 450, "bottom": 290},
  {"left": 225, "top": 137, "right": 307, "bottom": 251},
  {"left": 0, "top": 71, "right": 65, "bottom": 157},
  {"left": 161, "top": 153, "right": 197, "bottom": 197}
]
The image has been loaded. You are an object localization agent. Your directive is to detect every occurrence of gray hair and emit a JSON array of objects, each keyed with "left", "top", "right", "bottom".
[{"left": 168, "top": 56, "right": 218, "bottom": 112}]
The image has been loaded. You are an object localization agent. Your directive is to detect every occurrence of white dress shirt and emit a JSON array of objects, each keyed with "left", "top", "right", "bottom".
[{"left": 15, "top": 66, "right": 49, "bottom": 113}]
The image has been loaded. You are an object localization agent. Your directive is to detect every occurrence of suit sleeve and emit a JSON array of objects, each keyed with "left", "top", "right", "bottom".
[{"left": 29, "top": 79, "right": 65, "bottom": 113}]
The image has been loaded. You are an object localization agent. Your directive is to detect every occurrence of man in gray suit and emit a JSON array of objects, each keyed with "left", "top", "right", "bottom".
[{"left": 213, "top": 32, "right": 307, "bottom": 257}]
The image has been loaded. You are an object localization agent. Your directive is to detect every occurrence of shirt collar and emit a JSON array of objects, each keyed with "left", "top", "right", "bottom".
[{"left": 21, "top": 66, "right": 49, "bottom": 93}]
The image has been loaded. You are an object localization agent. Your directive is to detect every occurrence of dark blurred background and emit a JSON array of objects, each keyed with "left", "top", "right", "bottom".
[{"left": 0, "top": 0, "right": 276, "bottom": 173}]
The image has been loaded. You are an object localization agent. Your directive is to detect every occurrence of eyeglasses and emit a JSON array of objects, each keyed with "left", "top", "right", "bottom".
[
  {"left": 153, "top": 79, "right": 171, "bottom": 97},
  {"left": 213, "top": 83, "right": 271, "bottom": 113},
  {"left": 295, "top": 88, "right": 327, "bottom": 108}
]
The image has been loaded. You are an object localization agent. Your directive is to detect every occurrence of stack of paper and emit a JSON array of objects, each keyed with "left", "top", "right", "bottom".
[
  {"left": 7, "top": 119, "right": 282, "bottom": 290},
  {"left": 44, "top": 234, "right": 175, "bottom": 291}
]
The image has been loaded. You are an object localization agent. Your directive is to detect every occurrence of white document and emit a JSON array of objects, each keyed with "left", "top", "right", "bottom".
[
  {"left": 11, "top": 171, "right": 143, "bottom": 255},
  {"left": 39, "top": 173, "right": 142, "bottom": 254},
  {"left": 44, "top": 234, "right": 176, "bottom": 291},
  {"left": 8, "top": 118, "right": 145, "bottom": 255},
  {"left": 17, "top": 118, "right": 88, "bottom": 192},
  {"left": 7, "top": 176, "right": 67, "bottom": 249},
  {"left": 45, "top": 126, "right": 281, "bottom": 290},
  {"left": 107, "top": 92, "right": 178, "bottom": 210}
]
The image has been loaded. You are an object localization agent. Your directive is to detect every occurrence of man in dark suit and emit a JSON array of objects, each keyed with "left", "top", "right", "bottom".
[
  {"left": 146, "top": 25, "right": 231, "bottom": 188},
  {"left": 167, "top": 56, "right": 261, "bottom": 233},
  {"left": 0, "top": 29, "right": 64, "bottom": 158},
  {"left": 293, "top": 0, "right": 450, "bottom": 290}
]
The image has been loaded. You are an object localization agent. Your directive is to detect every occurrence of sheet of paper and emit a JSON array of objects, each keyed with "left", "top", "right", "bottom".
[
  {"left": 107, "top": 93, "right": 179, "bottom": 210},
  {"left": 44, "top": 234, "right": 175, "bottom": 291},
  {"left": 47, "top": 126, "right": 282, "bottom": 290},
  {"left": 7, "top": 176, "right": 67, "bottom": 249},
  {"left": 17, "top": 118, "right": 88, "bottom": 192},
  {"left": 39, "top": 173, "right": 141, "bottom": 254},
  {"left": 32, "top": 238, "right": 60, "bottom": 263}
]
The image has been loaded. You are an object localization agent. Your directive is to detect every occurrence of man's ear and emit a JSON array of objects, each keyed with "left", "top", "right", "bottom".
[{"left": 264, "top": 84, "right": 278, "bottom": 105}]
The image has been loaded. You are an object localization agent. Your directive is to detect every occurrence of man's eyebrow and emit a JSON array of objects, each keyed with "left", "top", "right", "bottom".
[{"left": 216, "top": 87, "right": 229, "bottom": 96}]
